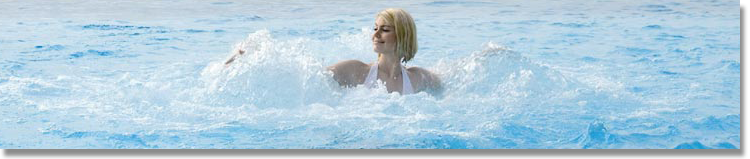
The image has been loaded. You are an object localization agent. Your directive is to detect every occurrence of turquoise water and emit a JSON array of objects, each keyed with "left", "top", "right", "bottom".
[{"left": 0, "top": 0, "right": 739, "bottom": 149}]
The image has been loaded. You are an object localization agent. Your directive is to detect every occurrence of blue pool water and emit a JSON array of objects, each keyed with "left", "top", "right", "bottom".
[{"left": 0, "top": 0, "right": 739, "bottom": 149}]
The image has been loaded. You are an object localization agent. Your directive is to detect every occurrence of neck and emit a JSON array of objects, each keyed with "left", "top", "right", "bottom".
[{"left": 377, "top": 53, "right": 402, "bottom": 79}]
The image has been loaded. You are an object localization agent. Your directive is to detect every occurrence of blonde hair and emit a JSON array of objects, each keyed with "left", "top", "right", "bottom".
[{"left": 377, "top": 8, "right": 417, "bottom": 63}]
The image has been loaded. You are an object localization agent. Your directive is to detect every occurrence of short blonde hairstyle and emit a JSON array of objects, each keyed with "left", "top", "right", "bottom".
[{"left": 377, "top": 8, "right": 417, "bottom": 63}]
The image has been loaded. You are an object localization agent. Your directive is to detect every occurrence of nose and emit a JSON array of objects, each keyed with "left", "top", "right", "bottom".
[{"left": 373, "top": 28, "right": 381, "bottom": 38}]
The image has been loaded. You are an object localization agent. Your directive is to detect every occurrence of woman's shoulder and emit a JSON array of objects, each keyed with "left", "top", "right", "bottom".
[
  {"left": 328, "top": 60, "right": 370, "bottom": 72},
  {"left": 405, "top": 66, "right": 437, "bottom": 79},
  {"left": 328, "top": 60, "right": 371, "bottom": 87},
  {"left": 331, "top": 59, "right": 369, "bottom": 67},
  {"left": 406, "top": 66, "right": 430, "bottom": 74},
  {"left": 405, "top": 66, "right": 442, "bottom": 92}
]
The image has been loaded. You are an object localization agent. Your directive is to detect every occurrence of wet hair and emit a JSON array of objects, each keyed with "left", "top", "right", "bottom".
[{"left": 377, "top": 8, "right": 417, "bottom": 63}]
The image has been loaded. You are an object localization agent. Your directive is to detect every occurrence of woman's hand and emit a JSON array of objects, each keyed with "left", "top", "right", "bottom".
[{"left": 224, "top": 49, "right": 245, "bottom": 65}]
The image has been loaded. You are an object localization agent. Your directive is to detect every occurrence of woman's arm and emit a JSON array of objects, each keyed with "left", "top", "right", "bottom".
[
  {"left": 327, "top": 60, "right": 369, "bottom": 87},
  {"left": 224, "top": 49, "right": 245, "bottom": 65},
  {"left": 410, "top": 67, "right": 443, "bottom": 93}
]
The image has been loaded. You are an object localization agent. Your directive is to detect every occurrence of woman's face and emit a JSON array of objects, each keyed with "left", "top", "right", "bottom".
[{"left": 372, "top": 17, "right": 397, "bottom": 55}]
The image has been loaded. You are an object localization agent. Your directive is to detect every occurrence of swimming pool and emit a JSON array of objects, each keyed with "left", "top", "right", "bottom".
[{"left": 0, "top": 0, "right": 739, "bottom": 149}]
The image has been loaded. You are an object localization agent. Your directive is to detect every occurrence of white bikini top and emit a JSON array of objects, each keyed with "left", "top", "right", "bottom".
[{"left": 363, "top": 63, "right": 414, "bottom": 94}]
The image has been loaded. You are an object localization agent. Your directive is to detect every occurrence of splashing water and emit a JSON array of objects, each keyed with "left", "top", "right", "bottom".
[{"left": 0, "top": 0, "right": 738, "bottom": 149}]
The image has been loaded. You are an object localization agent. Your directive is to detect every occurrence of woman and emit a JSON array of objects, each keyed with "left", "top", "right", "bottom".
[
  {"left": 225, "top": 8, "right": 441, "bottom": 94},
  {"left": 327, "top": 8, "right": 441, "bottom": 94}
]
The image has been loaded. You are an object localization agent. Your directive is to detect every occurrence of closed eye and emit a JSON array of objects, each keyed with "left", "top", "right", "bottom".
[
  {"left": 374, "top": 28, "right": 390, "bottom": 32},
  {"left": 374, "top": 26, "right": 391, "bottom": 32}
]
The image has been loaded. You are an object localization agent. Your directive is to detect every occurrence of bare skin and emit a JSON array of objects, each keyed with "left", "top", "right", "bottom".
[
  {"left": 224, "top": 17, "right": 442, "bottom": 94},
  {"left": 327, "top": 17, "right": 441, "bottom": 94},
  {"left": 224, "top": 50, "right": 244, "bottom": 65}
]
